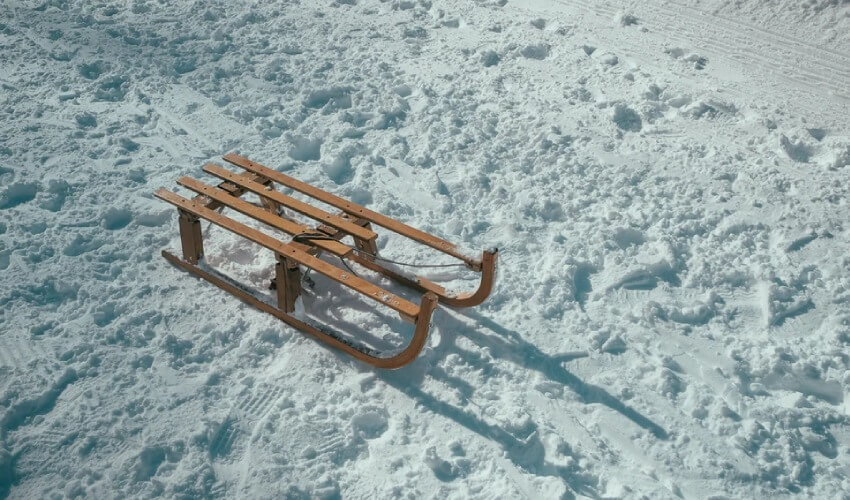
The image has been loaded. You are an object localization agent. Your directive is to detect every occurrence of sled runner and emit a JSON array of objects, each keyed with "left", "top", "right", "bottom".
[{"left": 155, "top": 153, "right": 498, "bottom": 368}]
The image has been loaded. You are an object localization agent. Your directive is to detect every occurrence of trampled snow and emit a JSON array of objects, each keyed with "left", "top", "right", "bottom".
[{"left": 1, "top": 0, "right": 849, "bottom": 498}]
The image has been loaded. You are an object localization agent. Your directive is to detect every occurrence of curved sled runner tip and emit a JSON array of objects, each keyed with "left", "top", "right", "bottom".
[{"left": 440, "top": 248, "right": 498, "bottom": 308}]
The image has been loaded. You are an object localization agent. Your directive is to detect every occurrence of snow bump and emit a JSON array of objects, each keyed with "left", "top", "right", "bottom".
[{"left": 0, "top": 182, "right": 38, "bottom": 209}]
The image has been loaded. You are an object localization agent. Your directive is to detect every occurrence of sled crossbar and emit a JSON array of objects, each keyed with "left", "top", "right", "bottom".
[
  {"left": 202, "top": 164, "right": 378, "bottom": 242},
  {"left": 175, "top": 177, "right": 353, "bottom": 257},
  {"left": 223, "top": 153, "right": 481, "bottom": 270},
  {"left": 154, "top": 154, "right": 498, "bottom": 368}
]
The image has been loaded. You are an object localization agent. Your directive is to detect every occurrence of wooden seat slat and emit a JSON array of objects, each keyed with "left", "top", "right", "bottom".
[
  {"left": 223, "top": 153, "right": 480, "bottom": 268},
  {"left": 196, "top": 171, "right": 270, "bottom": 211},
  {"left": 203, "top": 164, "right": 378, "bottom": 242},
  {"left": 176, "top": 177, "right": 352, "bottom": 258},
  {"left": 155, "top": 188, "right": 421, "bottom": 318}
]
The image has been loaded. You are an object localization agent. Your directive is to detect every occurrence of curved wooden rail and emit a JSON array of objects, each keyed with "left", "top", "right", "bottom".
[
  {"left": 162, "top": 251, "right": 438, "bottom": 369},
  {"left": 441, "top": 249, "right": 498, "bottom": 307}
]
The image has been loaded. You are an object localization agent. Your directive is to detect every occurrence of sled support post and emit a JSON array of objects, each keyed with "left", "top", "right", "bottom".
[
  {"left": 178, "top": 209, "right": 203, "bottom": 264},
  {"left": 275, "top": 254, "right": 301, "bottom": 313},
  {"left": 353, "top": 222, "right": 379, "bottom": 257}
]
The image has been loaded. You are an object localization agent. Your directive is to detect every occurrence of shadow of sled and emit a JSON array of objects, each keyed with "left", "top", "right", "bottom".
[
  {"left": 375, "top": 309, "right": 668, "bottom": 497},
  {"left": 450, "top": 310, "right": 668, "bottom": 440}
]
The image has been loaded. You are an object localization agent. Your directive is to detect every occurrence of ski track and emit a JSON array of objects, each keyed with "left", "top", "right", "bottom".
[
  {"left": 644, "top": 1, "right": 850, "bottom": 97},
  {"left": 552, "top": 0, "right": 850, "bottom": 112},
  {"left": 1, "top": 0, "right": 849, "bottom": 498}
]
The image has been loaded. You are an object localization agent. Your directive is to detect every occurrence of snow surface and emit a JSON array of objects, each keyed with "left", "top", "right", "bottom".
[{"left": 1, "top": 0, "right": 850, "bottom": 498}]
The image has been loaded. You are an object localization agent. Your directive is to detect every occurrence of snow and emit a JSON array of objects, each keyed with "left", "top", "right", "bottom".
[{"left": 1, "top": 0, "right": 849, "bottom": 498}]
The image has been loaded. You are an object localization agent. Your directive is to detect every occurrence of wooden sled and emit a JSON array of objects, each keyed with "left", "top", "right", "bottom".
[{"left": 155, "top": 153, "right": 498, "bottom": 369}]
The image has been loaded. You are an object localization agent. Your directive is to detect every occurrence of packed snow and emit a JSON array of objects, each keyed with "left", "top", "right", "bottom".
[{"left": 1, "top": 0, "right": 849, "bottom": 498}]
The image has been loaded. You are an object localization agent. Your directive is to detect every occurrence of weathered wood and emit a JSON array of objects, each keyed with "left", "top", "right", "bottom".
[
  {"left": 222, "top": 153, "right": 481, "bottom": 269},
  {"left": 276, "top": 255, "right": 301, "bottom": 313},
  {"left": 155, "top": 188, "right": 420, "bottom": 319},
  {"left": 177, "top": 176, "right": 352, "bottom": 258},
  {"left": 346, "top": 216, "right": 379, "bottom": 258},
  {"left": 194, "top": 171, "right": 271, "bottom": 211},
  {"left": 177, "top": 209, "right": 203, "bottom": 264},
  {"left": 203, "top": 164, "right": 378, "bottom": 242}
]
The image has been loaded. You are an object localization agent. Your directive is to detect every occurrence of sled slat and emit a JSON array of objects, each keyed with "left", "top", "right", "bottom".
[
  {"left": 196, "top": 171, "right": 271, "bottom": 210},
  {"left": 155, "top": 189, "right": 420, "bottom": 318},
  {"left": 203, "top": 164, "right": 378, "bottom": 242},
  {"left": 176, "top": 177, "right": 352, "bottom": 258},
  {"left": 223, "top": 153, "right": 480, "bottom": 268}
]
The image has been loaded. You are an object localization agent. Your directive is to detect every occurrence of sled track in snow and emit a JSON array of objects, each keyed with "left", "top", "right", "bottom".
[{"left": 553, "top": 0, "right": 850, "bottom": 105}]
